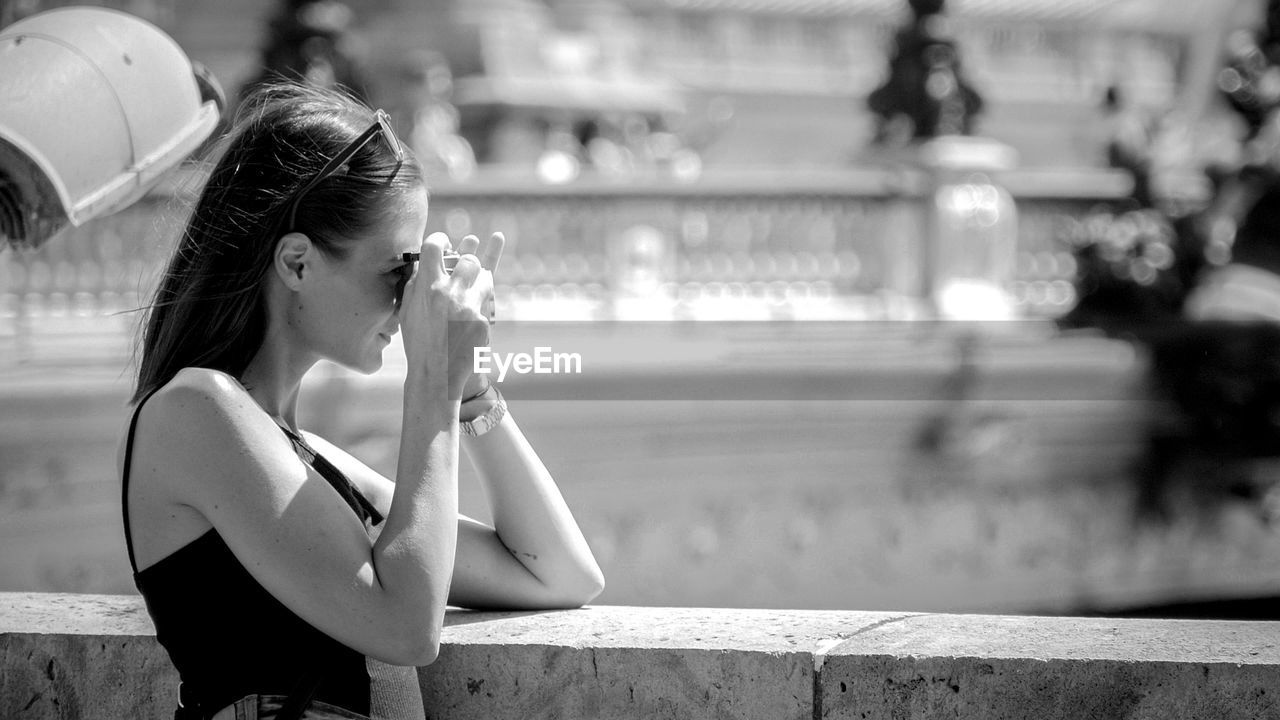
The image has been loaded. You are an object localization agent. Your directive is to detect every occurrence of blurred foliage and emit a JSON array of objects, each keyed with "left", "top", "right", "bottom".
[
  {"left": 1052, "top": 0, "right": 1280, "bottom": 526},
  {"left": 1059, "top": 0, "right": 1280, "bottom": 332},
  {"left": 1055, "top": 201, "right": 1280, "bottom": 526},
  {"left": 1056, "top": 208, "right": 1204, "bottom": 334}
]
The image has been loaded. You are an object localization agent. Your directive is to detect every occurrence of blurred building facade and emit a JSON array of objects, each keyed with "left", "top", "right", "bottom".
[
  {"left": 2, "top": 0, "right": 1195, "bottom": 171},
  {"left": 355, "top": 0, "right": 1192, "bottom": 170},
  {"left": 8, "top": 0, "right": 1280, "bottom": 617}
]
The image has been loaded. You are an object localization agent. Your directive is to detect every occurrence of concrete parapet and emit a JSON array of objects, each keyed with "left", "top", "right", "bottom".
[
  {"left": 421, "top": 604, "right": 883, "bottom": 720},
  {"left": 4, "top": 593, "right": 1280, "bottom": 719},
  {"left": 0, "top": 593, "right": 176, "bottom": 718},
  {"left": 819, "top": 613, "right": 1280, "bottom": 720}
]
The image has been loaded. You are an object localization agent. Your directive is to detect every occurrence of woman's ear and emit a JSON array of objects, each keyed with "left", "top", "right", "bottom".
[{"left": 273, "top": 232, "right": 312, "bottom": 290}]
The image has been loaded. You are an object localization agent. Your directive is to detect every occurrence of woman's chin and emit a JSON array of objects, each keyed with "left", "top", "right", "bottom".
[
  {"left": 331, "top": 349, "right": 385, "bottom": 376},
  {"left": 327, "top": 335, "right": 392, "bottom": 375}
]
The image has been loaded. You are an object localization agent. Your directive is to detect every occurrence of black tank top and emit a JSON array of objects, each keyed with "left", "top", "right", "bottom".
[{"left": 121, "top": 386, "right": 385, "bottom": 718}]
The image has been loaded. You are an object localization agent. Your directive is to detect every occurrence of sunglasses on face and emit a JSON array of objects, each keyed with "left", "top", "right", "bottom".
[{"left": 284, "top": 109, "right": 404, "bottom": 233}]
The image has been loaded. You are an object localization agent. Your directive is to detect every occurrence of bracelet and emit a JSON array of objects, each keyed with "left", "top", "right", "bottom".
[{"left": 460, "top": 387, "right": 506, "bottom": 437}]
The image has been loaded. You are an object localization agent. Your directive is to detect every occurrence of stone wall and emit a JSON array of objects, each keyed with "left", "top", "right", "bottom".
[{"left": 3, "top": 593, "right": 1279, "bottom": 719}]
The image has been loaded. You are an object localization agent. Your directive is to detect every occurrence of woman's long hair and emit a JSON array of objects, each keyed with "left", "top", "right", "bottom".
[{"left": 132, "top": 82, "right": 423, "bottom": 404}]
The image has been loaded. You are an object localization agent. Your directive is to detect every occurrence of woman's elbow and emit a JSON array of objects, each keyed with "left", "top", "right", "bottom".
[
  {"left": 393, "top": 632, "right": 441, "bottom": 667},
  {"left": 583, "top": 569, "right": 606, "bottom": 604},
  {"left": 374, "top": 624, "right": 441, "bottom": 667},
  {"left": 407, "top": 639, "right": 441, "bottom": 667},
  {"left": 555, "top": 568, "right": 606, "bottom": 608}
]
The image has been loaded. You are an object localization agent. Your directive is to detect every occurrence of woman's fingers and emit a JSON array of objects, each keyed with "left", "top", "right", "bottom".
[
  {"left": 480, "top": 232, "right": 506, "bottom": 273},
  {"left": 450, "top": 253, "right": 483, "bottom": 287},
  {"left": 400, "top": 233, "right": 446, "bottom": 309},
  {"left": 419, "top": 232, "right": 450, "bottom": 283},
  {"left": 469, "top": 268, "right": 494, "bottom": 301},
  {"left": 428, "top": 232, "right": 503, "bottom": 324},
  {"left": 456, "top": 234, "right": 481, "bottom": 257},
  {"left": 434, "top": 232, "right": 505, "bottom": 272}
]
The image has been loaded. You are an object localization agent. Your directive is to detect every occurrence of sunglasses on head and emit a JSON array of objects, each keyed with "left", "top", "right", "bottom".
[{"left": 284, "top": 109, "right": 404, "bottom": 233}]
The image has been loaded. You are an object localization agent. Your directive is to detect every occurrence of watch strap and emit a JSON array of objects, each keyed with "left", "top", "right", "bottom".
[{"left": 460, "top": 388, "right": 507, "bottom": 437}]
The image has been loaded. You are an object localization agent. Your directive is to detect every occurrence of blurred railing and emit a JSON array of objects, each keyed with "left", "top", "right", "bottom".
[
  {"left": 7, "top": 166, "right": 1279, "bottom": 612},
  {"left": 0, "top": 166, "right": 1130, "bottom": 365}
]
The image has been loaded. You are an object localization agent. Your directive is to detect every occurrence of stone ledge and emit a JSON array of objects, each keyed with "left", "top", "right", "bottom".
[{"left": 3, "top": 593, "right": 1280, "bottom": 719}]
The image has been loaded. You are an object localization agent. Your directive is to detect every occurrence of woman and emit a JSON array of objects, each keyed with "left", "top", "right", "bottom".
[{"left": 117, "top": 83, "right": 604, "bottom": 719}]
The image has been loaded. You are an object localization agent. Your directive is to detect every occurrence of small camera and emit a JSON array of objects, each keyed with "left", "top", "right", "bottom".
[{"left": 401, "top": 251, "right": 460, "bottom": 274}]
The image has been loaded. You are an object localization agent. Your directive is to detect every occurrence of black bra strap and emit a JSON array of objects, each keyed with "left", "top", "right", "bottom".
[
  {"left": 276, "top": 425, "right": 385, "bottom": 527},
  {"left": 123, "top": 383, "right": 384, "bottom": 577},
  {"left": 121, "top": 386, "right": 163, "bottom": 576}
]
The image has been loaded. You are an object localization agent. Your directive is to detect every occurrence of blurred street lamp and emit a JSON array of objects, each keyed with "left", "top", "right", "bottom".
[
  {"left": 866, "top": 0, "right": 984, "bottom": 147},
  {"left": 866, "top": 0, "right": 1014, "bottom": 321},
  {"left": 922, "top": 137, "right": 1019, "bottom": 321}
]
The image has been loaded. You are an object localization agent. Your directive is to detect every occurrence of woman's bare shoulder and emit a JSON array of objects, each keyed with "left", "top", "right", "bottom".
[
  {"left": 140, "top": 368, "right": 257, "bottom": 429},
  {"left": 124, "top": 369, "right": 238, "bottom": 452},
  {"left": 151, "top": 367, "right": 242, "bottom": 404},
  {"left": 131, "top": 368, "right": 288, "bottom": 480},
  {"left": 121, "top": 369, "right": 295, "bottom": 568}
]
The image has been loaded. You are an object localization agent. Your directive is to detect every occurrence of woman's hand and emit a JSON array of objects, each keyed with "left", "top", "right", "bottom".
[
  {"left": 454, "top": 232, "right": 503, "bottom": 403},
  {"left": 399, "top": 232, "right": 505, "bottom": 401}
]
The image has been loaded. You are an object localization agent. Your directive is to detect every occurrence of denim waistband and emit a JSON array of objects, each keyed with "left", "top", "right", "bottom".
[{"left": 208, "top": 693, "right": 372, "bottom": 720}]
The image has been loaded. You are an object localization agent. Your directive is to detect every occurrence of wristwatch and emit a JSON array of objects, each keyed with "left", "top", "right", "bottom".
[{"left": 460, "top": 388, "right": 507, "bottom": 437}]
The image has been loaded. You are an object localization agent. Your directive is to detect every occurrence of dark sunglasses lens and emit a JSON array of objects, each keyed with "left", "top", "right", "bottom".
[{"left": 394, "top": 259, "right": 416, "bottom": 306}]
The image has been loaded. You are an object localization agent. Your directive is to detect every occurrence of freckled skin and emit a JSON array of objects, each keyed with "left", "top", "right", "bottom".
[{"left": 289, "top": 190, "right": 429, "bottom": 374}]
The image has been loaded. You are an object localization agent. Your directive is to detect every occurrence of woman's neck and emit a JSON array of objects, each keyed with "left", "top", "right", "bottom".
[{"left": 236, "top": 344, "right": 311, "bottom": 430}]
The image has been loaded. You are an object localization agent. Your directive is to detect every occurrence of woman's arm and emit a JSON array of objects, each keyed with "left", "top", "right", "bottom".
[
  {"left": 308, "top": 232, "right": 601, "bottom": 612},
  {"left": 365, "top": 237, "right": 494, "bottom": 659},
  {"left": 437, "top": 231, "right": 604, "bottom": 609},
  {"left": 135, "top": 367, "right": 458, "bottom": 667},
  {"left": 308, "top": 403, "right": 604, "bottom": 611},
  {"left": 447, "top": 404, "right": 605, "bottom": 609},
  {"left": 365, "top": 365, "right": 459, "bottom": 661}
]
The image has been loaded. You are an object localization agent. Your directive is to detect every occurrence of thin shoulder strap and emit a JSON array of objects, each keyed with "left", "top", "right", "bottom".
[
  {"left": 121, "top": 387, "right": 163, "bottom": 575},
  {"left": 276, "top": 424, "right": 385, "bottom": 526},
  {"left": 123, "top": 385, "right": 326, "bottom": 720}
]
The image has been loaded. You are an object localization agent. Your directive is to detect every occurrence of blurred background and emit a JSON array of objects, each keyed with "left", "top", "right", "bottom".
[{"left": 5, "top": 0, "right": 1280, "bottom": 618}]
